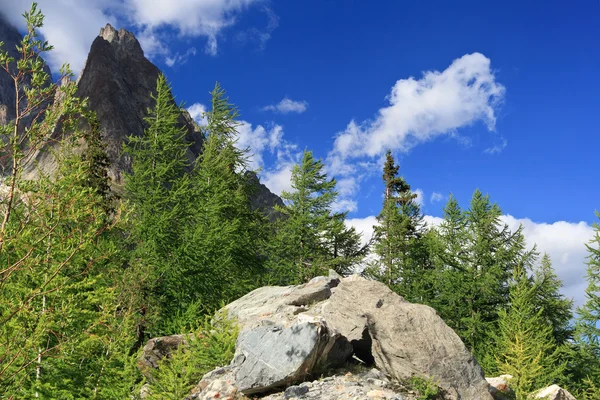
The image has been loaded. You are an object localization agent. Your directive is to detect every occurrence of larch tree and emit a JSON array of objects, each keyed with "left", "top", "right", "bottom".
[
  {"left": 495, "top": 266, "right": 565, "bottom": 399},
  {"left": 0, "top": 4, "right": 135, "bottom": 397}
]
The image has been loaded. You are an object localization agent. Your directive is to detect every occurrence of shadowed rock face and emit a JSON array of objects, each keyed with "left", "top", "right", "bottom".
[
  {"left": 0, "top": 15, "right": 22, "bottom": 126},
  {"left": 75, "top": 24, "right": 203, "bottom": 184}
]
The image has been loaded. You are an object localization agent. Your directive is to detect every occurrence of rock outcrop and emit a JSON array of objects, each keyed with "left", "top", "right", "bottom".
[
  {"left": 187, "top": 366, "right": 421, "bottom": 400},
  {"left": 73, "top": 24, "right": 203, "bottom": 184},
  {"left": 0, "top": 14, "right": 22, "bottom": 126},
  {"left": 533, "top": 385, "right": 577, "bottom": 400},
  {"left": 245, "top": 171, "right": 285, "bottom": 220},
  {"left": 187, "top": 271, "right": 493, "bottom": 400}
]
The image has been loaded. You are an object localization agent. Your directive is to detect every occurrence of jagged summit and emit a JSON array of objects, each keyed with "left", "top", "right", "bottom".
[{"left": 75, "top": 23, "right": 203, "bottom": 184}]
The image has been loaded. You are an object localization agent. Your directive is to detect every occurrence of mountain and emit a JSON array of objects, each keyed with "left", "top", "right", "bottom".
[
  {"left": 74, "top": 24, "right": 203, "bottom": 184},
  {"left": 0, "top": 20, "right": 283, "bottom": 215}
]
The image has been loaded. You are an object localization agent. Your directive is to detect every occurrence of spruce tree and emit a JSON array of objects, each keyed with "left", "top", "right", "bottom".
[
  {"left": 366, "top": 150, "right": 428, "bottom": 302},
  {"left": 270, "top": 150, "right": 363, "bottom": 284}
]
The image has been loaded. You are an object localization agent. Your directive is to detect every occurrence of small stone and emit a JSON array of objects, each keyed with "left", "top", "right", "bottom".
[{"left": 284, "top": 385, "right": 309, "bottom": 399}]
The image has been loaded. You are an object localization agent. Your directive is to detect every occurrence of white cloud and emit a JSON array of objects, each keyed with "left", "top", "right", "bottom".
[
  {"left": 431, "top": 192, "right": 444, "bottom": 203},
  {"left": 346, "top": 216, "right": 378, "bottom": 248},
  {"left": 187, "top": 103, "right": 208, "bottom": 126},
  {"left": 165, "top": 47, "right": 197, "bottom": 67},
  {"left": 500, "top": 215, "right": 594, "bottom": 308},
  {"left": 0, "top": 0, "right": 266, "bottom": 73},
  {"left": 414, "top": 188, "right": 424, "bottom": 206},
  {"left": 326, "top": 53, "right": 505, "bottom": 214},
  {"left": 1, "top": 0, "right": 118, "bottom": 73},
  {"left": 346, "top": 214, "right": 593, "bottom": 309},
  {"left": 331, "top": 53, "right": 504, "bottom": 160},
  {"left": 263, "top": 97, "right": 309, "bottom": 114},
  {"left": 236, "top": 122, "right": 283, "bottom": 170}
]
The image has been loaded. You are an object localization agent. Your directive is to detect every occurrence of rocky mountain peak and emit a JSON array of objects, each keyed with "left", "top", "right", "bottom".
[{"left": 75, "top": 24, "right": 203, "bottom": 185}]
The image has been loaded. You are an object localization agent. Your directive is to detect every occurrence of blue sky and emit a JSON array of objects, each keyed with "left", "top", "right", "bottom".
[{"left": 2, "top": 0, "right": 598, "bottom": 305}]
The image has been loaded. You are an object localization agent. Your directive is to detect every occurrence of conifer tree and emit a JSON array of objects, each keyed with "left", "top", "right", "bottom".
[
  {"left": 495, "top": 266, "right": 565, "bottom": 399},
  {"left": 180, "top": 82, "right": 267, "bottom": 314},
  {"left": 270, "top": 150, "right": 363, "bottom": 284},
  {"left": 571, "top": 212, "right": 600, "bottom": 395},
  {"left": 0, "top": 5, "right": 135, "bottom": 396},
  {"left": 366, "top": 150, "right": 428, "bottom": 301},
  {"left": 532, "top": 254, "right": 573, "bottom": 345},
  {"left": 123, "top": 73, "right": 193, "bottom": 337}
]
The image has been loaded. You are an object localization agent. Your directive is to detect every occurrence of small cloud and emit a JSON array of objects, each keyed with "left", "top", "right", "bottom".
[
  {"left": 484, "top": 137, "right": 508, "bottom": 154},
  {"left": 235, "top": 6, "right": 279, "bottom": 50},
  {"left": 263, "top": 97, "right": 308, "bottom": 114},
  {"left": 165, "top": 47, "right": 197, "bottom": 67},
  {"left": 430, "top": 192, "right": 444, "bottom": 203},
  {"left": 414, "top": 188, "right": 424, "bottom": 206},
  {"left": 187, "top": 103, "right": 208, "bottom": 126}
]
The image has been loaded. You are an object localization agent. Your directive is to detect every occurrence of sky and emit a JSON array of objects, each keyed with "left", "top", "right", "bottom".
[{"left": 1, "top": 0, "right": 598, "bottom": 307}]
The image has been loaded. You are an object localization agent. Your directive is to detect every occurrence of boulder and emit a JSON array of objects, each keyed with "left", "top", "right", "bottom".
[
  {"left": 137, "top": 333, "right": 191, "bottom": 379},
  {"left": 191, "top": 366, "right": 417, "bottom": 400},
  {"left": 486, "top": 375, "right": 514, "bottom": 400},
  {"left": 533, "top": 385, "right": 577, "bottom": 400},
  {"left": 222, "top": 272, "right": 493, "bottom": 399}
]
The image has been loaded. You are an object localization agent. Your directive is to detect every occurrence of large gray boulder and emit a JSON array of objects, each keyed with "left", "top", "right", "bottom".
[{"left": 221, "top": 272, "right": 493, "bottom": 399}]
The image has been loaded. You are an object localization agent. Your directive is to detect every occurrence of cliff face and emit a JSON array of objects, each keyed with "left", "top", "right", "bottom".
[
  {"left": 75, "top": 24, "right": 203, "bottom": 184},
  {"left": 0, "top": 15, "right": 22, "bottom": 126}
]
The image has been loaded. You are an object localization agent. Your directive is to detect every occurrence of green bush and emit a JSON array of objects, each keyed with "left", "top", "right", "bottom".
[
  {"left": 408, "top": 375, "right": 440, "bottom": 400},
  {"left": 145, "top": 310, "right": 239, "bottom": 399}
]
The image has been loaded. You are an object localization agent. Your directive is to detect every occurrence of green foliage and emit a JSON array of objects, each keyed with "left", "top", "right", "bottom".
[
  {"left": 181, "top": 82, "right": 268, "bottom": 309},
  {"left": 0, "top": 4, "right": 136, "bottom": 398},
  {"left": 365, "top": 150, "right": 430, "bottom": 302},
  {"left": 531, "top": 254, "right": 573, "bottom": 345},
  {"left": 145, "top": 310, "right": 239, "bottom": 399},
  {"left": 427, "top": 191, "right": 537, "bottom": 369},
  {"left": 123, "top": 73, "right": 195, "bottom": 337},
  {"left": 494, "top": 266, "right": 565, "bottom": 399},
  {"left": 269, "top": 149, "right": 365, "bottom": 284},
  {"left": 407, "top": 376, "right": 440, "bottom": 400},
  {"left": 569, "top": 212, "right": 600, "bottom": 395}
]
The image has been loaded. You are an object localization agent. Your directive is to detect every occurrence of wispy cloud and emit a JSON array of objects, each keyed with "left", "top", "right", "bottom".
[
  {"left": 263, "top": 97, "right": 309, "bottom": 114},
  {"left": 431, "top": 192, "right": 444, "bottom": 203},
  {"left": 165, "top": 47, "right": 197, "bottom": 67}
]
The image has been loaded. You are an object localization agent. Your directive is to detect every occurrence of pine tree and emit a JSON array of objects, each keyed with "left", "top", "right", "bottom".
[
  {"left": 495, "top": 266, "right": 565, "bottom": 399},
  {"left": 366, "top": 150, "right": 428, "bottom": 301}
]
